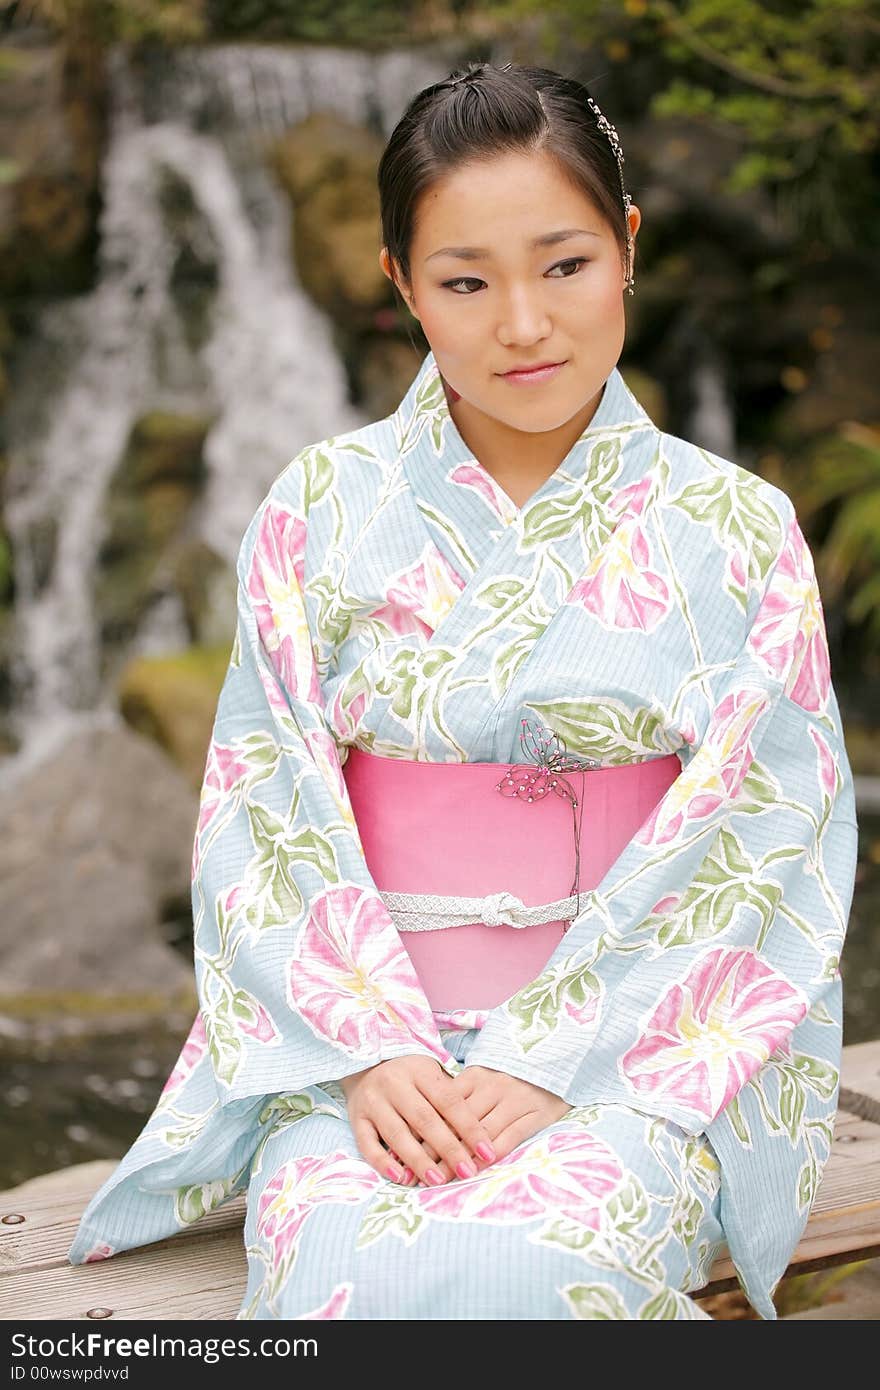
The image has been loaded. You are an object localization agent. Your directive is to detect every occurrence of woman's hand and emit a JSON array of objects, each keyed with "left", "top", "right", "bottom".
[
  {"left": 340, "top": 1056, "right": 498, "bottom": 1187},
  {"left": 444, "top": 1064, "right": 572, "bottom": 1162}
]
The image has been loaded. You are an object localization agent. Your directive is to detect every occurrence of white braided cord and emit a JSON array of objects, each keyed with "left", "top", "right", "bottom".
[{"left": 380, "top": 888, "right": 580, "bottom": 931}]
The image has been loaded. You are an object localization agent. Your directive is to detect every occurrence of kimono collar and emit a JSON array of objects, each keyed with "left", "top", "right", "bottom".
[{"left": 391, "top": 347, "right": 656, "bottom": 480}]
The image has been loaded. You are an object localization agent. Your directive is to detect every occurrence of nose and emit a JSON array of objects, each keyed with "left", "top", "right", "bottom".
[{"left": 497, "top": 283, "right": 552, "bottom": 346}]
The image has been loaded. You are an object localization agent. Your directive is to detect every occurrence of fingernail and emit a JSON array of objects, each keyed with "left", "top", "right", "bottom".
[
  {"left": 456, "top": 1160, "right": 477, "bottom": 1179},
  {"left": 402, "top": 1167, "right": 414, "bottom": 1182},
  {"left": 425, "top": 1168, "right": 445, "bottom": 1186},
  {"left": 475, "top": 1141, "right": 496, "bottom": 1162},
  {"left": 386, "top": 1163, "right": 403, "bottom": 1181}
]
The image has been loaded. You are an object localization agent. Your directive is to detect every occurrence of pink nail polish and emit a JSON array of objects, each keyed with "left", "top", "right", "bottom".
[
  {"left": 386, "top": 1163, "right": 402, "bottom": 1181},
  {"left": 402, "top": 1167, "right": 414, "bottom": 1182},
  {"left": 425, "top": 1168, "right": 445, "bottom": 1186},
  {"left": 475, "top": 1141, "right": 496, "bottom": 1162},
  {"left": 456, "top": 1160, "right": 477, "bottom": 1179}
]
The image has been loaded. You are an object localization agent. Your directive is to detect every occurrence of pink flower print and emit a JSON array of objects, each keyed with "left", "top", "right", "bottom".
[
  {"left": 809, "top": 725, "right": 839, "bottom": 804},
  {"left": 83, "top": 1243, "right": 115, "bottom": 1263},
  {"left": 247, "top": 502, "right": 320, "bottom": 704},
  {"left": 450, "top": 463, "right": 518, "bottom": 525},
  {"left": 303, "top": 727, "right": 359, "bottom": 839},
  {"left": 161, "top": 1012, "right": 208, "bottom": 1097},
  {"left": 193, "top": 739, "right": 251, "bottom": 873},
  {"left": 257, "top": 1152, "right": 380, "bottom": 1269},
  {"left": 609, "top": 473, "right": 652, "bottom": 519},
  {"left": 415, "top": 1129, "right": 623, "bottom": 1229},
  {"left": 748, "top": 518, "right": 830, "bottom": 714},
  {"left": 330, "top": 684, "right": 367, "bottom": 741},
  {"left": 432, "top": 1007, "right": 490, "bottom": 1031},
  {"left": 728, "top": 545, "right": 747, "bottom": 592},
  {"left": 289, "top": 884, "right": 451, "bottom": 1062},
  {"left": 295, "top": 1282, "right": 354, "bottom": 1319},
  {"left": 238, "top": 996, "right": 278, "bottom": 1044},
  {"left": 634, "top": 687, "right": 769, "bottom": 847},
  {"left": 371, "top": 546, "right": 466, "bottom": 639},
  {"left": 620, "top": 946, "right": 808, "bottom": 1123},
  {"left": 567, "top": 521, "right": 671, "bottom": 631}
]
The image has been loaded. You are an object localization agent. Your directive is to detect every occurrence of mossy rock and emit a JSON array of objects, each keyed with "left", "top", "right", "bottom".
[
  {"left": 270, "top": 114, "right": 388, "bottom": 320},
  {"left": 118, "top": 645, "right": 232, "bottom": 789}
]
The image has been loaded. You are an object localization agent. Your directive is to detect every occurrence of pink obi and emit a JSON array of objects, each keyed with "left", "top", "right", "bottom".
[{"left": 341, "top": 744, "right": 681, "bottom": 1012}]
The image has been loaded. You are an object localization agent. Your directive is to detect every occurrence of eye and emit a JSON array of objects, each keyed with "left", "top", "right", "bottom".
[{"left": 441, "top": 257, "right": 590, "bottom": 295}]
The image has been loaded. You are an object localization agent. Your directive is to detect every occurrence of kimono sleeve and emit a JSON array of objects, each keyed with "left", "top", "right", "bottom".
[
  {"left": 464, "top": 505, "right": 859, "bottom": 1134},
  {"left": 192, "top": 476, "right": 456, "bottom": 1107}
]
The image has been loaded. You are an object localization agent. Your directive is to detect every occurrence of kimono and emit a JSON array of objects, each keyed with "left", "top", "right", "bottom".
[{"left": 68, "top": 348, "right": 858, "bottom": 1320}]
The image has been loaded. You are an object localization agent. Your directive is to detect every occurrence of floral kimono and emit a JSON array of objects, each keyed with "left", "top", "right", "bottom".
[{"left": 68, "top": 349, "right": 858, "bottom": 1320}]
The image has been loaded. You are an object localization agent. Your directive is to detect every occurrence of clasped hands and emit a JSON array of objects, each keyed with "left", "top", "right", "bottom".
[{"left": 340, "top": 1055, "right": 572, "bottom": 1188}]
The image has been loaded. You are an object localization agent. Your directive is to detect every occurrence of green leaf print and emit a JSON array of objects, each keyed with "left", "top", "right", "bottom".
[
  {"left": 565, "top": 1283, "right": 630, "bottom": 1319},
  {"left": 243, "top": 804, "right": 305, "bottom": 931},
  {"left": 778, "top": 1069, "right": 807, "bottom": 1142},
  {"left": 507, "top": 958, "right": 601, "bottom": 1052},
  {"left": 723, "top": 1094, "right": 752, "bottom": 1146},
  {"left": 604, "top": 1173, "right": 649, "bottom": 1236},
  {"left": 257, "top": 1093, "right": 316, "bottom": 1127},
  {"left": 638, "top": 1288, "right": 697, "bottom": 1319},
  {"left": 204, "top": 1004, "right": 241, "bottom": 1088},
  {"left": 302, "top": 448, "right": 336, "bottom": 508},
  {"left": 288, "top": 826, "right": 338, "bottom": 882},
  {"left": 536, "top": 1217, "right": 597, "bottom": 1254},
  {"left": 309, "top": 573, "right": 354, "bottom": 649},
  {"left": 173, "top": 1177, "right": 237, "bottom": 1227},
  {"left": 797, "top": 1158, "right": 817, "bottom": 1211},
  {"left": 651, "top": 828, "right": 780, "bottom": 948},
  {"left": 669, "top": 473, "right": 784, "bottom": 590},
  {"left": 526, "top": 698, "right": 673, "bottom": 762},
  {"left": 356, "top": 1192, "right": 425, "bottom": 1249},
  {"left": 672, "top": 1193, "right": 705, "bottom": 1246},
  {"left": 477, "top": 577, "right": 529, "bottom": 610},
  {"left": 787, "top": 1054, "right": 839, "bottom": 1102}
]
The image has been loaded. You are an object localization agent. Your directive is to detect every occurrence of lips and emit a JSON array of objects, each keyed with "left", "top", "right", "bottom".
[{"left": 501, "top": 361, "right": 565, "bottom": 375}]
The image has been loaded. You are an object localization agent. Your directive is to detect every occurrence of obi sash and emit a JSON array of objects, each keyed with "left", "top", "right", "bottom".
[{"left": 341, "top": 739, "right": 681, "bottom": 1011}]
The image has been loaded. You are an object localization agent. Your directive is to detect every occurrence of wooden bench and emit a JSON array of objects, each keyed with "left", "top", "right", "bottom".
[{"left": 2, "top": 1039, "right": 879, "bottom": 1320}]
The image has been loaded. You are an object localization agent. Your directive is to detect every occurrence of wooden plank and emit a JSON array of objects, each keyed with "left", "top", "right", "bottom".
[
  {"left": 0, "top": 1229, "right": 247, "bottom": 1321},
  {"left": 839, "top": 1038, "right": 880, "bottom": 1121},
  {"left": 0, "top": 1162, "right": 247, "bottom": 1276}
]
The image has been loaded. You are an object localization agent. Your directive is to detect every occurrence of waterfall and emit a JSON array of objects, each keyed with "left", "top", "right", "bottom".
[{"left": 0, "top": 42, "right": 452, "bottom": 787}]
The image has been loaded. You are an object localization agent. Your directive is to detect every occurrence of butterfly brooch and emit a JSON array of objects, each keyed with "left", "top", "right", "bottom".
[{"left": 496, "top": 718, "right": 601, "bottom": 911}]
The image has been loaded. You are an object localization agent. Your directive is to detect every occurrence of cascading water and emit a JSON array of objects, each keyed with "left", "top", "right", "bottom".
[{"left": 0, "top": 42, "right": 452, "bottom": 789}]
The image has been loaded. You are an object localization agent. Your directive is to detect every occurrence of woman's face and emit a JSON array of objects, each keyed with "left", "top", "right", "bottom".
[{"left": 380, "top": 147, "right": 640, "bottom": 437}]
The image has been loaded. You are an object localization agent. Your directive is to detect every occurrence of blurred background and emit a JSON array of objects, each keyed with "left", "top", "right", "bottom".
[{"left": 0, "top": 0, "right": 877, "bottom": 1202}]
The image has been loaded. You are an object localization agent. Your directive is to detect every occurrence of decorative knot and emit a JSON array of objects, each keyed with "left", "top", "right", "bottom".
[{"left": 480, "top": 891, "right": 526, "bottom": 926}]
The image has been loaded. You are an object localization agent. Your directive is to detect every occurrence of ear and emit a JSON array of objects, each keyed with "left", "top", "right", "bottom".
[{"left": 380, "top": 246, "right": 420, "bottom": 320}]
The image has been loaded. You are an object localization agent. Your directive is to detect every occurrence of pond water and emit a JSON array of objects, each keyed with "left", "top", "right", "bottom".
[{"left": 2, "top": 817, "right": 879, "bottom": 1193}]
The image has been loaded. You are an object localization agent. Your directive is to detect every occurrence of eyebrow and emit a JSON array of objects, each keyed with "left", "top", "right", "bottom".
[{"left": 425, "top": 228, "right": 601, "bottom": 263}]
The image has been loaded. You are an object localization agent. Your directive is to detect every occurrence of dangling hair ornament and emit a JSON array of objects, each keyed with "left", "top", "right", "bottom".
[
  {"left": 585, "top": 93, "right": 636, "bottom": 296},
  {"left": 496, "top": 718, "right": 600, "bottom": 927}
]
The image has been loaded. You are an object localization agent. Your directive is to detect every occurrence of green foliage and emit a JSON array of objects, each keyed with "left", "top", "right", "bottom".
[
  {"left": 794, "top": 425, "right": 880, "bottom": 640},
  {"left": 206, "top": 0, "right": 424, "bottom": 45},
  {"left": 14, "top": 0, "right": 208, "bottom": 44},
  {"left": 492, "top": 0, "right": 879, "bottom": 249}
]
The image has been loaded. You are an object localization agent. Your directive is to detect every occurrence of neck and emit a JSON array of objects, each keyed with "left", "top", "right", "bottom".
[{"left": 445, "top": 382, "right": 606, "bottom": 507}]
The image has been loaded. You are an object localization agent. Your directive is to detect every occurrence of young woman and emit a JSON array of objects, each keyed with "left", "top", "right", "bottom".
[{"left": 68, "top": 62, "right": 858, "bottom": 1321}]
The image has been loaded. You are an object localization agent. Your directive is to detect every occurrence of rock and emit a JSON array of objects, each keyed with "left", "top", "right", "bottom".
[
  {"left": 0, "top": 36, "right": 106, "bottom": 297},
  {"left": 270, "top": 113, "right": 388, "bottom": 322},
  {"left": 94, "top": 410, "right": 211, "bottom": 651},
  {"left": 0, "top": 724, "right": 197, "bottom": 998},
  {"left": 117, "top": 644, "right": 231, "bottom": 789}
]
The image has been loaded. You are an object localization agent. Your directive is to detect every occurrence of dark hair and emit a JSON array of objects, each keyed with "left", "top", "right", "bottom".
[{"left": 378, "top": 61, "right": 633, "bottom": 310}]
